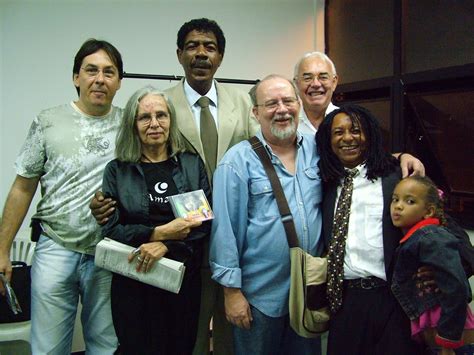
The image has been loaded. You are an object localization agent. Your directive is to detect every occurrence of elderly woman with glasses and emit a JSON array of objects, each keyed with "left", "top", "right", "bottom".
[{"left": 101, "top": 86, "right": 210, "bottom": 354}]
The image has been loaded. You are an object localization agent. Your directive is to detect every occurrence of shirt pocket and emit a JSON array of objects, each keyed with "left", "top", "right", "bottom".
[
  {"left": 303, "top": 166, "right": 322, "bottom": 204},
  {"left": 249, "top": 178, "right": 280, "bottom": 220},
  {"left": 364, "top": 204, "right": 383, "bottom": 248}
]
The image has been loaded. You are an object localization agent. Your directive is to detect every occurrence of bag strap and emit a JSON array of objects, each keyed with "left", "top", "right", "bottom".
[{"left": 248, "top": 136, "right": 299, "bottom": 248}]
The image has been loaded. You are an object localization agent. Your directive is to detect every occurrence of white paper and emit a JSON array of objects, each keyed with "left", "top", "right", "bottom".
[{"left": 95, "top": 238, "right": 185, "bottom": 294}]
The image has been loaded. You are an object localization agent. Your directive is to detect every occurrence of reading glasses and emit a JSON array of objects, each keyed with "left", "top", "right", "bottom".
[
  {"left": 255, "top": 97, "right": 299, "bottom": 110},
  {"left": 136, "top": 114, "right": 170, "bottom": 125},
  {"left": 296, "top": 72, "right": 335, "bottom": 84}
]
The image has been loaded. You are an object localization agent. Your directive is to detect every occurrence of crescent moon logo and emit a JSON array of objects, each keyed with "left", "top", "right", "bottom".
[{"left": 154, "top": 182, "right": 168, "bottom": 194}]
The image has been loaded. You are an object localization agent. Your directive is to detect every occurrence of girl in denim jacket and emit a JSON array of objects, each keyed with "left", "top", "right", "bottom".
[{"left": 390, "top": 176, "right": 474, "bottom": 355}]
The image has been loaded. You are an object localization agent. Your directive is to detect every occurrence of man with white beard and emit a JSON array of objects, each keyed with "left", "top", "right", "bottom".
[{"left": 209, "top": 75, "right": 323, "bottom": 354}]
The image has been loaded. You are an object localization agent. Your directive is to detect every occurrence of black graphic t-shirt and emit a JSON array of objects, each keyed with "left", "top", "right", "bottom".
[{"left": 141, "top": 159, "right": 178, "bottom": 226}]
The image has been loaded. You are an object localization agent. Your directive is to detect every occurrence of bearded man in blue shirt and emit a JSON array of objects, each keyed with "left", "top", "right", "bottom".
[{"left": 209, "top": 74, "right": 323, "bottom": 354}]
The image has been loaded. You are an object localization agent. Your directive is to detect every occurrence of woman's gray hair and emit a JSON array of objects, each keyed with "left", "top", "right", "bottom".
[{"left": 115, "top": 86, "right": 185, "bottom": 162}]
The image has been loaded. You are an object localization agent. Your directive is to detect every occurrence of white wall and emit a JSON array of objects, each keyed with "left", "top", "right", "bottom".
[{"left": 0, "top": 0, "right": 325, "bottom": 236}]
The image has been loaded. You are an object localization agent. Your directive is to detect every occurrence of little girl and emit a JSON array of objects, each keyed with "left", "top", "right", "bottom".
[{"left": 390, "top": 176, "right": 474, "bottom": 355}]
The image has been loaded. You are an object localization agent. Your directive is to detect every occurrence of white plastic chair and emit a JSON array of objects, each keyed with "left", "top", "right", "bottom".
[
  {"left": 0, "top": 237, "right": 36, "bottom": 346},
  {"left": 10, "top": 239, "right": 35, "bottom": 265}
]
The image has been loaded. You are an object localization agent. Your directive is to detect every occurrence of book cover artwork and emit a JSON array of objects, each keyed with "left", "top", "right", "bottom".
[{"left": 169, "top": 189, "right": 214, "bottom": 221}]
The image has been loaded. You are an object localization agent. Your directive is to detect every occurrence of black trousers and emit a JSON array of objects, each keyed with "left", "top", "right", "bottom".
[
  {"left": 328, "top": 284, "right": 424, "bottom": 355},
  {"left": 111, "top": 251, "right": 202, "bottom": 355}
]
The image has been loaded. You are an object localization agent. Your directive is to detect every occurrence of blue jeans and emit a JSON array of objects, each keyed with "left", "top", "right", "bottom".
[
  {"left": 31, "top": 235, "right": 117, "bottom": 355},
  {"left": 233, "top": 305, "right": 321, "bottom": 355}
]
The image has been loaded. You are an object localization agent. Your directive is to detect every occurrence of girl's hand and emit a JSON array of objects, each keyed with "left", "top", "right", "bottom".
[
  {"left": 128, "top": 242, "right": 169, "bottom": 273},
  {"left": 150, "top": 217, "right": 202, "bottom": 241}
]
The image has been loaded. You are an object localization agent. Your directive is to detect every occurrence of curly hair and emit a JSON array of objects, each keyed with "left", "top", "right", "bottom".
[
  {"left": 177, "top": 18, "right": 226, "bottom": 55},
  {"left": 316, "top": 103, "right": 398, "bottom": 182}
]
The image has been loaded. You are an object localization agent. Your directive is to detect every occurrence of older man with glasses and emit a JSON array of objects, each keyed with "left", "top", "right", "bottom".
[
  {"left": 209, "top": 74, "right": 323, "bottom": 354},
  {"left": 293, "top": 51, "right": 339, "bottom": 135},
  {"left": 293, "top": 51, "right": 425, "bottom": 177}
]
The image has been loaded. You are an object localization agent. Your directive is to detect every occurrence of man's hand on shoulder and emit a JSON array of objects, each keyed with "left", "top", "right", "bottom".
[
  {"left": 397, "top": 153, "right": 425, "bottom": 178},
  {"left": 223, "top": 287, "right": 253, "bottom": 329},
  {"left": 89, "top": 191, "right": 116, "bottom": 225}
]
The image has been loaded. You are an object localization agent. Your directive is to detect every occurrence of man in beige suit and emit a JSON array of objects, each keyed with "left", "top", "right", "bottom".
[
  {"left": 166, "top": 82, "right": 255, "bottom": 178},
  {"left": 165, "top": 19, "right": 257, "bottom": 179},
  {"left": 91, "top": 18, "right": 258, "bottom": 355},
  {"left": 166, "top": 18, "right": 258, "bottom": 355}
]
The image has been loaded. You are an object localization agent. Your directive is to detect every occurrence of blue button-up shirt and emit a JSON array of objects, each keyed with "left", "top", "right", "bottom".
[{"left": 209, "top": 130, "right": 323, "bottom": 317}]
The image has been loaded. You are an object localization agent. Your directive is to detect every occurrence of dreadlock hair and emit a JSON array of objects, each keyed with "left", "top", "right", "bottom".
[
  {"left": 403, "top": 176, "right": 447, "bottom": 225},
  {"left": 316, "top": 103, "right": 398, "bottom": 183}
]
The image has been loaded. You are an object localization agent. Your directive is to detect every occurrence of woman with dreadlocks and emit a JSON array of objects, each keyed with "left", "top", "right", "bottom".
[{"left": 316, "top": 104, "right": 421, "bottom": 354}]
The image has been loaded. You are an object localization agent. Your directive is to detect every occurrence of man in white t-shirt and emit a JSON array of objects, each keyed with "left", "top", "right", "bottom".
[{"left": 0, "top": 39, "right": 122, "bottom": 354}]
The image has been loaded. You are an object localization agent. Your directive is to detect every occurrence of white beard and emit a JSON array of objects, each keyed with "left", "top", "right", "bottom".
[{"left": 271, "top": 115, "right": 296, "bottom": 140}]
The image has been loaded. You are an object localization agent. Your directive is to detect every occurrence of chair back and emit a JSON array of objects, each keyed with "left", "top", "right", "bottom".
[{"left": 10, "top": 238, "right": 35, "bottom": 265}]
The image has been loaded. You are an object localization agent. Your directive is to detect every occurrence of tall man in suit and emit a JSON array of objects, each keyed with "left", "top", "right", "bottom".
[
  {"left": 165, "top": 18, "right": 259, "bottom": 355},
  {"left": 90, "top": 19, "right": 258, "bottom": 355},
  {"left": 165, "top": 18, "right": 258, "bottom": 181}
]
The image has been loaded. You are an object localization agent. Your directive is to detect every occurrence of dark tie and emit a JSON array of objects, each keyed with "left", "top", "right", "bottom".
[
  {"left": 327, "top": 168, "right": 358, "bottom": 314},
  {"left": 197, "top": 96, "right": 218, "bottom": 175}
]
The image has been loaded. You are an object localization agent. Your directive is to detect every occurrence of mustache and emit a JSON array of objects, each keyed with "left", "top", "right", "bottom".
[
  {"left": 272, "top": 113, "right": 294, "bottom": 123},
  {"left": 192, "top": 59, "right": 212, "bottom": 69}
]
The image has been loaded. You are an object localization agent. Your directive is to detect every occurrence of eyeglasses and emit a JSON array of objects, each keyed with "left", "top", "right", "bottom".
[
  {"left": 81, "top": 65, "right": 118, "bottom": 79},
  {"left": 136, "top": 113, "right": 170, "bottom": 125},
  {"left": 255, "top": 97, "right": 299, "bottom": 110},
  {"left": 297, "top": 72, "right": 334, "bottom": 84}
]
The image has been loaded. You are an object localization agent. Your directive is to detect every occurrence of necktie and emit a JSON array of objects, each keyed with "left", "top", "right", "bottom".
[
  {"left": 197, "top": 96, "right": 218, "bottom": 175},
  {"left": 327, "top": 168, "right": 358, "bottom": 314}
]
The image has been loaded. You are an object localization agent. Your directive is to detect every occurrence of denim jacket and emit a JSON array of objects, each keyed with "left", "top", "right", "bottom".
[
  {"left": 391, "top": 218, "right": 470, "bottom": 342},
  {"left": 101, "top": 152, "right": 211, "bottom": 263}
]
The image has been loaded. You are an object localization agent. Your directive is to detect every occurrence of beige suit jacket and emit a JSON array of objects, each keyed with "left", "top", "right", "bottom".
[{"left": 165, "top": 79, "right": 259, "bottom": 177}]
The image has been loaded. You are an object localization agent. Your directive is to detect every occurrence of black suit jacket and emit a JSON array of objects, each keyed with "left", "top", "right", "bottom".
[{"left": 321, "top": 168, "right": 403, "bottom": 281}]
